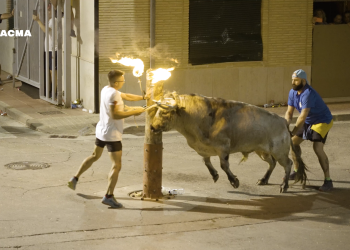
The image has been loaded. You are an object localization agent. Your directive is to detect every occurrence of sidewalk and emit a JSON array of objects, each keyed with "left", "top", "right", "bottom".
[
  {"left": 0, "top": 73, "right": 350, "bottom": 135},
  {"left": 0, "top": 77, "right": 147, "bottom": 135}
]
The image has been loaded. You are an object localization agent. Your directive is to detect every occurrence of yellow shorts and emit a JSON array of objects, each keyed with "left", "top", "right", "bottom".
[{"left": 311, "top": 119, "right": 333, "bottom": 138}]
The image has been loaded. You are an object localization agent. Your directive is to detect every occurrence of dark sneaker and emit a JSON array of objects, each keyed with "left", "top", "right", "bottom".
[
  {"left": 289, "top": 171, "right": 297, "bottom": 180},
  {"left": 319, "top": 179, "right": 333, "bottom": 192},
  {"left": 0, "top": 80, "right": 3, "bottom": 85},
  {"left": 102, "top": 196, "right": 123, "bottom": 208},
  {"left": 67, "top": 177, "right": 78, "bottom": 190}
]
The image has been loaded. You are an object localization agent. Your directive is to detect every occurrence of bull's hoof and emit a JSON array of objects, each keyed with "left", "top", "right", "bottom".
[
  {"left": 231, "top": 178, "right": 240, "bottom": 189},
  {"left": 257, "top": 178, "right": 268, "bottom": 185},
  {"left": 279, "top": 186, "right": 289, "bottom": 193},
  {"left": 213, "top": 174, "right": 219, "bottom": 183}
]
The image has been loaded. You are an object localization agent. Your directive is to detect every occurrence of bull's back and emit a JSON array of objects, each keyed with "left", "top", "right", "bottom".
[
  {"left": 180, "top": 95, "right": 289, "bottom": 155},
  {"left": 216, "top": 102, "right": 289, "bottom": 153}
]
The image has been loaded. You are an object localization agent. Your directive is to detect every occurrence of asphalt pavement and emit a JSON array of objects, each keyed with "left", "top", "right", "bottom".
[{"left": 0, "top": 116, "right": 350, "bottom": 249}]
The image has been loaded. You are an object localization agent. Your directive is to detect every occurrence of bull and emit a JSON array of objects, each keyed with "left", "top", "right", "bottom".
[{"left": 150, "top": 92, "right": 307, "bottom": 193}]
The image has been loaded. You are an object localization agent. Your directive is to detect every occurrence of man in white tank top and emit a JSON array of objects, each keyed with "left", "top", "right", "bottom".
[{"left": 68, "top": 70, "right": 147, "bottom": 208}]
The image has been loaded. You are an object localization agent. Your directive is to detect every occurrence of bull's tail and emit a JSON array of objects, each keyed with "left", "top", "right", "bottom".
[{"left": 290, "top": 138, "right": 308, "bottom": 186}]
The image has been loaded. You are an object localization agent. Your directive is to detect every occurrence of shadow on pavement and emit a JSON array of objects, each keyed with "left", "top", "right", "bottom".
[
  {"left": 120, "top": 188, "right": 350, "bottom": 224},
  {"left": 77, "top": 193, "right": 101, "bottom": 200},
  {"left": 2, "top": 126, "right": 28, "bottom": 134}
]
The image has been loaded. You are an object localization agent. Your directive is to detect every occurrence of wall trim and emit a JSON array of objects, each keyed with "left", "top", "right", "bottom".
[{"left": 323, "top": 97, "right": 350, "bottom": 103}]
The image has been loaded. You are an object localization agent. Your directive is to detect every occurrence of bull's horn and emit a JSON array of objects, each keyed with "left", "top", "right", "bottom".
[
  {"left": 144, "top": 104, "right": 158, "bottom": 111},
  {"left": 155, "top": 101, "right": 177, "bottom": 110}
]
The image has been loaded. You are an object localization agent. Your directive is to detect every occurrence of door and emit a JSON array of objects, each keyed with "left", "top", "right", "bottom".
[
  {"left": 14, "top": 0, "right": 42, "bottom": 88},
  {"left": 312, "top": 25, "right": 350, "bottom": 98}
]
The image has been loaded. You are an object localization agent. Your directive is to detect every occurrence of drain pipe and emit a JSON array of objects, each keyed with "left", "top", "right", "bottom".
[
  {"left": 94, "top": 0, "right": 99, "bottom": 113},
  {"left": 150, "top": 0, "right": 155, "bottom": 68}
]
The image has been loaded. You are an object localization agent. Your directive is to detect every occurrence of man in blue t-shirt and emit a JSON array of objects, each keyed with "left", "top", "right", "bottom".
[{"left": 285, "top": 69, "right": 333, "bottom": 191}]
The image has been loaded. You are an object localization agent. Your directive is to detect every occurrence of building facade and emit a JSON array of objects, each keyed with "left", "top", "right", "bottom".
[{"left": 99, "top": 0, "right": 314, "bottom": 106}]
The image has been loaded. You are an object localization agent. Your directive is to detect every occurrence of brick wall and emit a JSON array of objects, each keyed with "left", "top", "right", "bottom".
[
  {"left": 98, "top": 0, "right": 314, "bottom": 105},
  {"left": 99, "top": 0, "right": 150, "bottom": 74},
  {"left": 99, "top": 0, "right": 313, "bottom": 70},
  {"left": 154, "top": 0, "right": 313, "bottom": 68},
  {"left": 266, "top": 0, "right": 313, "bottom": 66}
]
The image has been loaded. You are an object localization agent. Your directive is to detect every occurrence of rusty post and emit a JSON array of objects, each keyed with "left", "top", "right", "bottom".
[{"left": 143, "top": 75, "right": 164, "bottom": 200}]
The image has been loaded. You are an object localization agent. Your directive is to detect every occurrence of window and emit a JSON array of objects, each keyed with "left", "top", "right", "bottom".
[
  {"left": 313, "top": 1, "right": 350, "bottom": 25},
  {"left": 189, "top": 0, "right": 263, "bottom": 65}
]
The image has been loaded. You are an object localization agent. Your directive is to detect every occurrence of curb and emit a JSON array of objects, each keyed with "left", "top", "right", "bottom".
[{"left": 0, "top": 101, "right": 33, "bottom": 125}]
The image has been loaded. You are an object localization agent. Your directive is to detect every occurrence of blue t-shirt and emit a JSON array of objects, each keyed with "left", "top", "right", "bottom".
[{"left": 288, "top": 84, "right": 332, "bottom": 125}]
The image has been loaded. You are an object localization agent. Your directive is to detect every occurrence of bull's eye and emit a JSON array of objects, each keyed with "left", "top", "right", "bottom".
[{"left": 161, "top": 111, "right": 171, "bottom": 117}]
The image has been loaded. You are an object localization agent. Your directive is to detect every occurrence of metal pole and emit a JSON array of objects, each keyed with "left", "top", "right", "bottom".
[
  {"left": 45, "top": 0, "right": 49, "bottom": 99},
  {"left": 27, "top": 0, "right": 30, "bottom": 80},
  {"left": 51, "top": 3, "right": 56, "bottom": 101},
  {"left": 64, "top": 0, "right": 71, "bottom": 107},
  {"left": 13, "top": 0, "right": 17, "bottom": 88},
  {"left": 39, "top": 0, "right": 44, "bottom": 97},
  {"left": 94, "top": 0, "right": 99, "bottom": 113},
  {"left": 57, "top": 0, "right": 62, "bottom": 105}
]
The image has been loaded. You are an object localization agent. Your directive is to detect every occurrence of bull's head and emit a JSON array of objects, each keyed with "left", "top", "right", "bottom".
[{"left": 150, "top": 92, "right": 184, "bottom": 133}]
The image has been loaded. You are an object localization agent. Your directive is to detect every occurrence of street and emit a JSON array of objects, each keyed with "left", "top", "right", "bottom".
[{"left": 0, "top": 116, "right": 350, "bottom": 249}]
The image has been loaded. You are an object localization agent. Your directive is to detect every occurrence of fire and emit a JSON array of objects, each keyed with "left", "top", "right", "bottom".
[
  {"left": 110, "top": 57, "right": 144, "bottom": 77},
  {"left": 148, "top": 67, "right": 174, "bottom": 84}
]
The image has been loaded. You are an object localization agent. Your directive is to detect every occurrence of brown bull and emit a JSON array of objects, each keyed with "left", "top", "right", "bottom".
[{"left": 150, "top": 92, "right": 307, "bottom": 193}]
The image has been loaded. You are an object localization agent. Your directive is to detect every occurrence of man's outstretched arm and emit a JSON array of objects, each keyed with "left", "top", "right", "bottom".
[
  {"left": 110, "top": 104, "right": 145, "bottom": 120},
  {"left": 291, "top": 108, "right": 310, "bottom": 135},
  {"left": 1, "top": 9, "right": 14, "bottom": 20},
  {"left": 33, "top": 15, "right": 51, "bottom": 33}
]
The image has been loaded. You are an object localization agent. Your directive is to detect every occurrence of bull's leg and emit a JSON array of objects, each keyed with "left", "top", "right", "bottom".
[
  {"left": 203, "top": 157, "right": 219, "bottom": 182},
  {"left": 256, "top": 152, "right": 276, "bottom": 185},
  {"left": 219, "top": 154, "right": 239, "bottom": 189},
  {"left": 277, "top": 156, "right": 293, "bottom": 193}
]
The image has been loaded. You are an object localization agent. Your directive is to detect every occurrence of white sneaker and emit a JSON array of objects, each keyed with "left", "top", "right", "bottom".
[
  {"left": 67, "top": 177, "right": 78, "bottom": 190},
  {"left": 102, "top": 196, "right": 123, "bottom": 208}
]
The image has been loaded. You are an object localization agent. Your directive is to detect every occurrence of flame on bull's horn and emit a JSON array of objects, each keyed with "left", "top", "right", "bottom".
[
  {"left": 110, "top": 57, "right": 144, "bottom": 78},
  {"left": 148, "top": 67, "right": 174, "bottom": 84}
]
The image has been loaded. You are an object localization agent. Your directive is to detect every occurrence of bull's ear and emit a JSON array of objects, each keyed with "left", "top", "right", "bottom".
[
  {"left": 179, "top": 96, "right": 186, "bottom": 109},
  {"left": 171, "top": 91, "right": 179, "bottom": 99},
  {"left": 171, "top": 91, "right": 185, "bottom": 109}
]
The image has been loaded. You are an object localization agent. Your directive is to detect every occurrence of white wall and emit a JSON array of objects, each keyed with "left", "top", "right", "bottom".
[
  {"left": 0, "top": 1, "right": 14, "bottom": 74},
  {"left": 71, "top": 0, "right": 95, "bottom": 111}
]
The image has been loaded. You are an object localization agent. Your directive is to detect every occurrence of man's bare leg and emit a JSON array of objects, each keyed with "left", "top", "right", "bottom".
[
  {"left": 68, "top": 145, "right": 103, "bottom": 190},
  {"left": 313, "top": 141, "right": 333, "bottom": 191},
  {"left": 106, "top": 151, "right": 122, "bottom": 195},
  {"left": 75, "top": 146, "right": 103, "bottom": 178},
  {"left": 313, "top": 142, "right": 330, "bottom": 179}
]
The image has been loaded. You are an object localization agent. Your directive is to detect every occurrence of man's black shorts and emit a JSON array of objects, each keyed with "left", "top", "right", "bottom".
[
  {"left": 95, "top": 138, "right": 122, "bottom": 152},
  {"left": 295, "top": 123, "right": 328, "bottom": 144}
]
